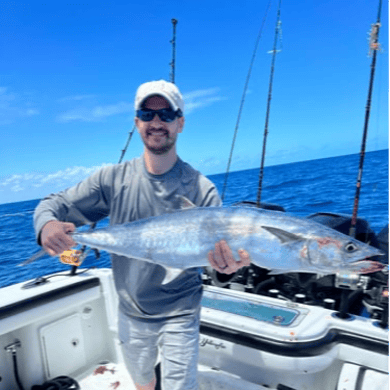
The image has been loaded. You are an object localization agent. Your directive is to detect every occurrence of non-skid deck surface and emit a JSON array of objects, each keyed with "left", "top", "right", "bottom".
[
  {"left": 79, "top": 363, "right": 270, "bottom": 390},
  {"left": 79, "top": 363, "right": 136, "bottom": 390}
]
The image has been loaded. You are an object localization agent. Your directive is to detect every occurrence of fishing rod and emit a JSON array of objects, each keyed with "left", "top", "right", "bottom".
[
  {"left": 221, "top": 0, "right": 273, "bottom": 201},
  {"left": 349, "top": 0, "right": 382, "bottom": 238},
  {"left": 118, "top": 19, "right": 178, "bottom": 164},
  {"left": 170, "top": 19, "right": 178, "bottom": 84},
  {"left": 256, "top": 0, "right": 282, "bottom": 208},
  {"left": 118, "top": 125, "right": 136, "bottom": 164},
  {"left": 88, "top": 20, "right": 180, "bottom": 271}
]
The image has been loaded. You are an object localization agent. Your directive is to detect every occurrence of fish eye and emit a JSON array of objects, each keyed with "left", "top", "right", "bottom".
[{"left": 344, "top": 242, "right": 358, "bottom": 253}]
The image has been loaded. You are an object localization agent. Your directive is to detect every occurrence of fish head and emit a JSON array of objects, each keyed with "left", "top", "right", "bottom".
[
  {"left": 306, "top": 234, "right": 385, "bottom": 274},
  {"left": 259, "top": 224, "right": 385, "bottom": 275}
]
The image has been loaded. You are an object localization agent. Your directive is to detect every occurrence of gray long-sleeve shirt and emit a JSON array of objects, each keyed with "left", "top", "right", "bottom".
[{"left": 34, "top": 156, "right": 221, "bottom": 320}]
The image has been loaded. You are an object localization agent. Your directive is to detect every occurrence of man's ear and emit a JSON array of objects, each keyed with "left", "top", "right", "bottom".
[
  {"left": 177, "top": 116, "right": 185, "bottom": 133},
  {"left": 135, "top": 117, "right": 140, "bottom": 132}
]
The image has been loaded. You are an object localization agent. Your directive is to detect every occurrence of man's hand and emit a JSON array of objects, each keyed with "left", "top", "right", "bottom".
[
  {"left": 208, "top": 240, "right": 251, "bottom": 274},
  {"left": 41, "top": 220, "right": 76, "bottom": 256}
]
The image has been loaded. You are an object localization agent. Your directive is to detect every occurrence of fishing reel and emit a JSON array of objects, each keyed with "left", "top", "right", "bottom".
[
  {"left": 58, "top": 222, "right": 101, "bottom": 274},
  {"left": 63, "top": 247, "right": 100, "bottom": 276},
  {"left": 59, "top": 249, "right": 84, "bottom": 267}
]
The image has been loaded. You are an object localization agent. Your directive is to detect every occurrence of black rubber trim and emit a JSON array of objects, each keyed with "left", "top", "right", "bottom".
[
  {"left": 0, "top": 278, "right": 100, "bottom": 320},
  {"left": 200, "top": 321, "right": 389, "bottom": 357}
]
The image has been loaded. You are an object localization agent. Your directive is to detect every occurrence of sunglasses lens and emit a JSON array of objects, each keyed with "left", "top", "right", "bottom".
[
  {"left": 140, "top": 111, "right": 154, "bottom": 121},
  {"left": 137, "top": 109, "right": 177, "bottom": 122},
  {"left": 159, "top": 110, "right": 176, "bottom": 122}
]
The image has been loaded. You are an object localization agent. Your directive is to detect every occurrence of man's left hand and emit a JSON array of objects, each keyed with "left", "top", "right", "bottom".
[{"left": 208, "top": 240, "right": 251, "bottom": 274}]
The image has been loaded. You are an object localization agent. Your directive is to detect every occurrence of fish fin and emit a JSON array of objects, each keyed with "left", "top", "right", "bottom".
[
  {"left": 164, "top": 195, "right": 196, "bottom": 214},
  {"left": 268, "top": 269, "right": 288, "bottom": 275},
  {"left": 175, "top": 195, "right": 197, "bottom": 210},
  {"left": 262, "top": 226, "right": 304, "bottom": 244},
  {"left": 18, "top": 248, "right": 47, "bottom": 267},
  {"left": 162, "top": 266, "right": 184, "bottom": 284}
]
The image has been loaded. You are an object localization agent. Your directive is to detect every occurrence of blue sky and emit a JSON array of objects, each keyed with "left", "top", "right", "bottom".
[{"left": 0, "top": 0, "right": 388, "bottom": 204}]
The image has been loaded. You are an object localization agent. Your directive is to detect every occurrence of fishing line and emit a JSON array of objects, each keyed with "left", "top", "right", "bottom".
[
  {"left": 256, "top": 0, "right": 282, "bottom": 207},
  {"left": 169, "top": 19, "right": 178, "bottom": 84},
  {"left": 221, "top": 0, "right": 273, "bottom": 201},
  {"left": 119, "top": 20, "right": 178, "bottom": 164},
  {"left": 349, "top": 0, "right": 383, "bottom": 238},
  {"left": 373, "top": 46, "right": 383, "bottom": 152}
]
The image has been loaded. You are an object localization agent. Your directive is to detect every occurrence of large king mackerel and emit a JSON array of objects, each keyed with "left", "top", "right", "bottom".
[{"left": 71, "top": 204, "right": 384, "bottom": 283}]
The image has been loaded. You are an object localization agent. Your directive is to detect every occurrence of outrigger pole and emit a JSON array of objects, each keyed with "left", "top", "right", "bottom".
[
  {"left": 118, "top": 19, "right": 178, "bottom": 164},
  {"left": 221, "top": 0, "right": 273, "bottom": 201},
  {"left": 349, "top": 0, "right": 382, "bottom": 237},
  {"left": 256, "top": 0, "right": 282, "bottom": 208},
  {"left": 170, "top": 19, "right": 178, "bottom": 84}
]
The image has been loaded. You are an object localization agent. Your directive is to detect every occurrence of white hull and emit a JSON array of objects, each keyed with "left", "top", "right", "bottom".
[{"left": 0, "top": 268, "right": 388, "bottom": 390}]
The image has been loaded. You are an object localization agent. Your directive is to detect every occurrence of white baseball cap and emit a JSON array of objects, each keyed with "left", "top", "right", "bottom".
[{"left": 134, "top": 80, "right": 184, "bottom": 113}]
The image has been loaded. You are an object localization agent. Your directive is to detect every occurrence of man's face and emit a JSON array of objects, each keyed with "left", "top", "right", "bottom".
[{"left": 135, "top": 95, "right": 184, "bottom": 155}]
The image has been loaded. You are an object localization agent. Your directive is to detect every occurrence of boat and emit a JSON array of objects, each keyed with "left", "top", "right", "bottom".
[
  {"left": 0, "top": 263, "right": 388, "bottom": 390},
  {"left": 0, "top": 3, "right": 388, "bottom": 390}
]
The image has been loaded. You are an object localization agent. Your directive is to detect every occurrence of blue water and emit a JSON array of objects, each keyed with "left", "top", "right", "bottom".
[{"left": 0, "top": 150, "right": 388, "bottom": 288}]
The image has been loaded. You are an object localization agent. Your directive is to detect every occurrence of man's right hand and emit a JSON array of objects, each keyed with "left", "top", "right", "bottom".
[{"left": 41, "top": 220, "right": 76, "bottom": 256}]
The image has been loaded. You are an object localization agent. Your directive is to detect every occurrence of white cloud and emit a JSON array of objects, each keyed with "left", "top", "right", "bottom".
[
  {"left": 57, "top": 102, "right": 133, "bottom": 122},
  {"left": 91, "top": 102, "right": 133, "bottom": 118},
  {"left": 25, "top": 109, "right": 39, "bottom": 116},
  {"left": 11, "top": 184, "right": 24, "bottom": 192},
  {"left": 0, "top": 87, "right": 39, "bottom": 124},
  {"left": 183, "top": 88, "right": 226, "bottom": 114},
  {"left": 0, "top": 174, "right": 23, "bottom": 187},
  {"left": 0, "top": 164, "right": 112, "bottom": 193},
  {"left": 55, "top": 87, "right": 224, "bottom": 123},
  {"left": 0, "top": 88, "right": 16, "bottom": 107},
  {"left": 59, "top": 94, "right": 98, "bottom": 102},
  {"left": 183, "top": 88, "right": 220, "bottom": 100}
]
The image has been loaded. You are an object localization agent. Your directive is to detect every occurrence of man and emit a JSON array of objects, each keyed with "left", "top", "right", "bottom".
[{"left": 34, "top": 80, "right": 250, "bottom": 390}]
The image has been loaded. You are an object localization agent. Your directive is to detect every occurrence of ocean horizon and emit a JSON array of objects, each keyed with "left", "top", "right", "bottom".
[{"left": 1, "top": 148, "right": 388, "bottom": 207}]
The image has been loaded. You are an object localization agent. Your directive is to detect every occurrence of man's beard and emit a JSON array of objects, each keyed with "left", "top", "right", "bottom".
[{"left": 142, "top": 130, "right": 177, "bottom": 155}]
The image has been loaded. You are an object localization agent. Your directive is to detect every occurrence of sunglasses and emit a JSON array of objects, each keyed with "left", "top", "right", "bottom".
[{"left": 136, "top": 108, "right": 182, "bottom": 123}]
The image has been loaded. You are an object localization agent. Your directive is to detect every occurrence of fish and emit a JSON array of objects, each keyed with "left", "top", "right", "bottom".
[{"left": 70, "top": 198, "right": 384, "bottom": 284}]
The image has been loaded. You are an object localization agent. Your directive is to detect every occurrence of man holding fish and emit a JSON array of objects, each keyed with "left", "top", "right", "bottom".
[{"left": 34, "top": 80, "right": 251, "bottom": 390}]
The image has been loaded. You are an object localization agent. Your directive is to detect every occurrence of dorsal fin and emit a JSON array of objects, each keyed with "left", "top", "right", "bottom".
[
  {"left": 175, "top": 195, "right": 196, "bottom": 209},
  {"left": 262, "top": 226, "right": 304, "bottom": 244},
  {"left": 162, "top": 266, "right": 184, "bottom": 284}
]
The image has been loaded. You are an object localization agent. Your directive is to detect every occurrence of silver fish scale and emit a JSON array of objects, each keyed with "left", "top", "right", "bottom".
[{"left": 71, "top": 206, "right": 383, "bottom": 274}]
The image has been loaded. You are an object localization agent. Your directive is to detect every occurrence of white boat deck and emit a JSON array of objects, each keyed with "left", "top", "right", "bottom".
[
  {"left": 77, "top": 327, "right": 270, "bottom": 390},
  {"left": 0, "top": 269, "right": 388, "bottom": 390},
  {"left": 79, "top": 361, "right": 270, "bottom": 390},
  {"left": 79, "top": 362, "right": 134, "bottom": 390}
]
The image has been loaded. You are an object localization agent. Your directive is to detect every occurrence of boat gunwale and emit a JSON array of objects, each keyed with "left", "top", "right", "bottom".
[
  {"left": 0, "top": 277, "right": 100, "bottom": 320},
  {"left": 200, "top": 320, "right": 389, "bottom": 357}
]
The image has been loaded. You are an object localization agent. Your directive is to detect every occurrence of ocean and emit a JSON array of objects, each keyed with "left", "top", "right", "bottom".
[{"left": 0, "top": 149, "right": 388, "bottom": 289}]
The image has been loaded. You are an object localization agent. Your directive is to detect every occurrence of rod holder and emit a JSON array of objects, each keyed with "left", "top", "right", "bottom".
[{"left": 5, "top": 340, "right": 21, "bottom": 354}]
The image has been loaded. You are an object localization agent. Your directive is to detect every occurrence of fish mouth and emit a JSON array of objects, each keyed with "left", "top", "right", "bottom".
[{"left": 349, "top": 259, "right": 387, "bottom": 274}]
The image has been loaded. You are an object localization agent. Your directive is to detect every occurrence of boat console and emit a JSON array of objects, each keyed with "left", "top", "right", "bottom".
[
  {"left": 0, "top": 265, "right": 387, "bottom": 390},
  {"left": 199, "top": 285, "right": 388, "bottom": 390}
]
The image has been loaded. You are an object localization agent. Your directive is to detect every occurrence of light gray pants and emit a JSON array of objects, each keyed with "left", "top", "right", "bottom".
[{"left": 118, "top": 309, "right": 200, "bottom": 390}]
